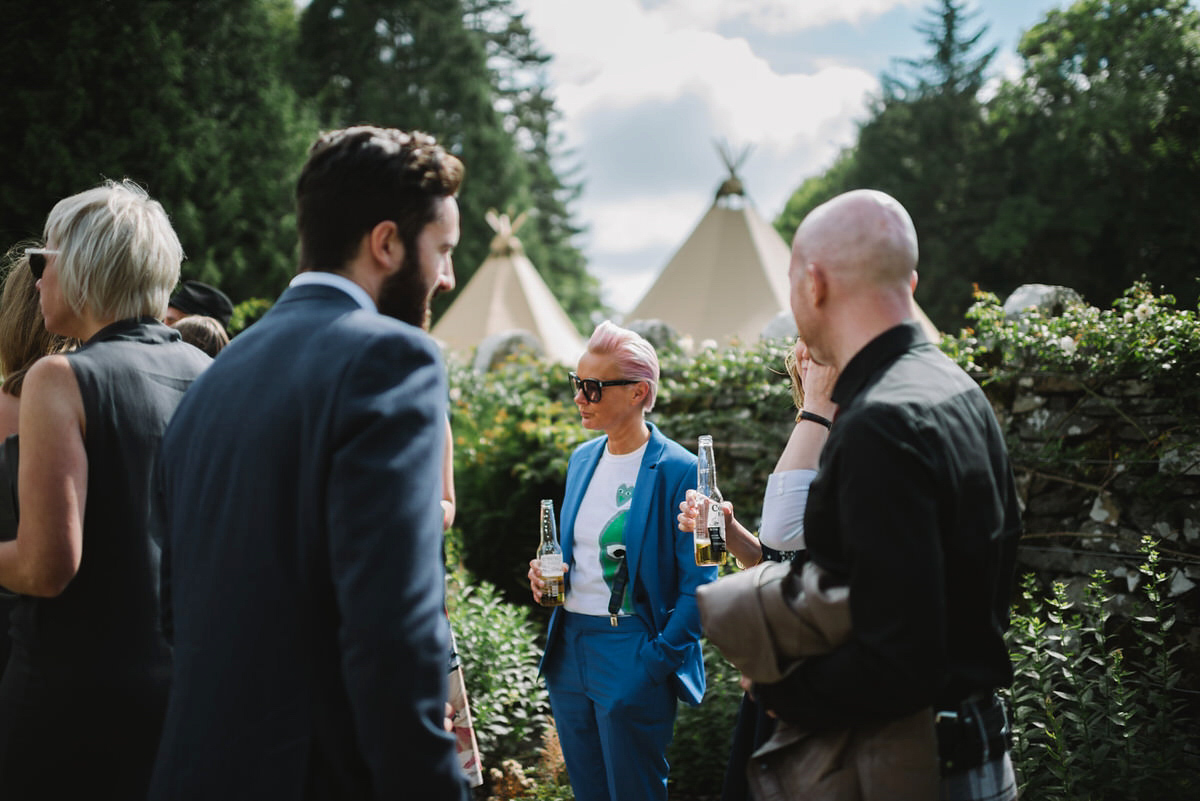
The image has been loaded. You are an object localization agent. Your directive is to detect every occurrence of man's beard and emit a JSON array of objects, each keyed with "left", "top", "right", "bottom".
[{"left": 377, "top": 251, "right": 436, "bottom": 329}]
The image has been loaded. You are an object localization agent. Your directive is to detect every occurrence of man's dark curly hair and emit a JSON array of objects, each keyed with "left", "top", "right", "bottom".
[{"left": 295, "top": 126, "right": 464, "bottom": 273}]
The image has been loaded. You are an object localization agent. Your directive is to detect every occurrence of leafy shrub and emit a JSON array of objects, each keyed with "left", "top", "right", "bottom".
[
  {"left": 447, "top": 573, "right": 551, "bottom": 767},
  {"left": 448, "top": 353, "right": 593, "bottom": 604},
  {"left": 228, "top": 296, "right": 273, "bottom": 335},
  {"left": 667, "top": 639, "right": 745, "bottom": 799},
  {"left": 942, "top": 281, "right": 1200, "bottom": 378},
  {"left": 1006, "top": 540, "right": 1199, "bottom": 799}
]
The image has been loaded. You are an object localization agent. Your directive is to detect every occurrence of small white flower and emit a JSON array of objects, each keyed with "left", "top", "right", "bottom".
[
  {"left": 1123, "top": 312, "right": 1135, "bottom": 324},
  {"left": 1134, "top": 303, "right": 1152, "bottom": 322},
  {"left": 1057, "top": 336, "right": 1077, "bottom": 356}
]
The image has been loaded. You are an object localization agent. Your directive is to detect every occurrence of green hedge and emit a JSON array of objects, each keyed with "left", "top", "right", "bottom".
[
  {"left": 464, "top": 542, "right": 1197, "bottom": 800},
  {"left": 448, "top": 282, "right": 1200, "bottom": 608}
]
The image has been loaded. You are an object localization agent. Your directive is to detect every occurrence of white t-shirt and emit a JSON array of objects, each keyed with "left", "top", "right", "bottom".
[{"left": 564, "top": 441, "right": 647, "bottom": 617}]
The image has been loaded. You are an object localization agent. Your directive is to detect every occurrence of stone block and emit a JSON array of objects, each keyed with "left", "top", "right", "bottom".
[
  {"left": 1002, "top": 284, "right": 1085, "bottom": 320},
  {"left": 472, "top": 330, "right": 544, "bottom": 372},
  {"left": 1012, "top": 393, "right": 1046, "bottom": 414},
  {"left": 1160, "top": 438, "right": 1200, "bottom": 476}
]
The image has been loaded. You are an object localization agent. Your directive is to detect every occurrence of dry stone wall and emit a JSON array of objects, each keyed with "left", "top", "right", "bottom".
[{"left": 983, "top": 370, "right": 1199, "bottom": 619}]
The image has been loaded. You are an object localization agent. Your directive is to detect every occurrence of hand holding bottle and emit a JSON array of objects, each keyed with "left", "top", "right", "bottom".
[
  {"left": 679, "top": 489, "right": 763, "bottom": 568},
  {"left": 534, "top": 498, "right": 565, "bottom": 606},
  {"left": 528, "top": 557, "right": 569, "bottom": 605}
]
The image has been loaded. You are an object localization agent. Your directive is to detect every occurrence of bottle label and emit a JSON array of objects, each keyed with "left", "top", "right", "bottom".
[
  {"left": 540, "top": 554, "right": 563, "bottom": 576},
  {"left": 709, "top": 525, "right": 725, "bottom": 549}
]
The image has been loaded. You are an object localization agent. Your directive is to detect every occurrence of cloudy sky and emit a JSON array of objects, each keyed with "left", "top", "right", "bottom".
[{"left": 510, "top": 0, "right": 1065, "bottom": 314}]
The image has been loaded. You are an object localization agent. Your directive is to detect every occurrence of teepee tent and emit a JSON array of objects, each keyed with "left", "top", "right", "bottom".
[
  {"left": 628, "top": 144, "right": 792, "bottom": 345},
  {"left": 432, "top": 210, "right": 586, "bottom": 365}
]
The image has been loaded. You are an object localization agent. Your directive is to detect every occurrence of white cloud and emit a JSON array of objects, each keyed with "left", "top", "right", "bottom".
[
  {"left": 585, "top": 192, "right": 710, "bottom": 256},
  {"left": 514, "top": 0, "right": 882, "bottom": 312},
  {"left": 652, "top": 0, "right": 925, "bottom": 32},
  {"left": 521, "top": 0, "right": 877, "bottom": 150}
]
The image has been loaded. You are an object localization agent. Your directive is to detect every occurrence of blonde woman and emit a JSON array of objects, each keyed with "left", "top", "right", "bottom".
[{"left": 0, "top": 181, "right": 210, "bottom": 797}]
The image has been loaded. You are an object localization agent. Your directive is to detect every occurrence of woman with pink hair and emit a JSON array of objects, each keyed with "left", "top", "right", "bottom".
[{"left": 527, "top": 320, "right": 715, "bottom": 801}]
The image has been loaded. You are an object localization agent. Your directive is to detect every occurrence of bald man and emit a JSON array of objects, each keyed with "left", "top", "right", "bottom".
[{"left": 752, "top": 190, "right": 1022, "bottom": 800}]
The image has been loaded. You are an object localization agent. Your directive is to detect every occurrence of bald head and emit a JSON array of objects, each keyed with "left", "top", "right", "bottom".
[
  {"left": 794, "top": 189, "right": 918, "bottom": 289},
  {"left": 788, "top": 190, "right": 923, "bottom": 367}
]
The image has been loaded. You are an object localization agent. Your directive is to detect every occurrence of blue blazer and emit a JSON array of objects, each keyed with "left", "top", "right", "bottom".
[
  {"left": 152, "top": 284, "right": 467, "bottom": 801},
  {"left": 541, "top": 422, "right": 717, "bottom": 706}
]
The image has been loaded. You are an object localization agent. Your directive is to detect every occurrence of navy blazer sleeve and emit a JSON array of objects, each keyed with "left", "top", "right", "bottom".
[{"left": 325, "top": 329, "right": 467, "bottom": 800}]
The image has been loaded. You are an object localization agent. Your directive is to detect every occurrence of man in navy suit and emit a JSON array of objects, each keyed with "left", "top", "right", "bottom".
[{"left": 150, "top": 126, "right": 468, "bottom": 800}]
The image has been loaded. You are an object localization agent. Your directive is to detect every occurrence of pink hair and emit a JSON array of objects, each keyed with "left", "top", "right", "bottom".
[{"left": 587, "top": 320, "right": 660, "bottom": 411}]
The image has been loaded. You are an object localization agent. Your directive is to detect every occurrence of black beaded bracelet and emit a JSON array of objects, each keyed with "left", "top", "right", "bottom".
[{"left": 797, "top": 409, "right": 833, "bottom": 429}]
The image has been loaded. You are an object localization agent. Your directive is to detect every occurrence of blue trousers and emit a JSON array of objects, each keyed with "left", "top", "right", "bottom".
[{"left": 544, "top": 611, "right": 678, "bottom": 801}]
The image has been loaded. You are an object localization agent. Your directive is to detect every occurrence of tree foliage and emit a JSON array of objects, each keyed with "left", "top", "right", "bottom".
[
  {"left": 295, "top": 0, "right": 598, "bottom": 330},
  {"left": 1, "top": 0, "right": 594, "bottom": 323},
  {"left": 776, "top": 0, "right": 1200, "bottom": 331},
  {"left": 979, "top": 0, "right": 1200, "bottom": 310},
  {"left": 0, "top": 0, "right": 316, "bottom": 305}
]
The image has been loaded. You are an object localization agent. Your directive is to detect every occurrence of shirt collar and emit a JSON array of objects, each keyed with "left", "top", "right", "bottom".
[
  {"left": 831, "top": 320, "right": 929, "bottom": 407},
  {"left": 289, "top": 271, "right": 376, "bottom": 312}
]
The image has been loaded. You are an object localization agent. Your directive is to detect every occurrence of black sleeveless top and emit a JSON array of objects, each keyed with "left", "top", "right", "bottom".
[{"left": 4, "top": 318, "right": 210, "bottom": 692}]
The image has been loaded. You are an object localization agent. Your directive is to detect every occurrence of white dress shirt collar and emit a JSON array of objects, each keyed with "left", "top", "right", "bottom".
[{"left": 289, "top": 270, "right": 376, "bottom": 312}]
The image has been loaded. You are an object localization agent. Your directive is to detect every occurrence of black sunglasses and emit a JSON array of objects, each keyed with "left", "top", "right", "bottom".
[
  {"left": 24, "top": 248, "right": 60, "bottom": 280},
  {"left": 569, "top": 371, "right": 639, "bottom": 404}
]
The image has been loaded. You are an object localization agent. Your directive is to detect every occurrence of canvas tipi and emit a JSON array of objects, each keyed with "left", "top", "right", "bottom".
[
  {"left": 431, "top": 210, "right": 586, "bottom": 365},
  {"left": 628, "top": 144, "right": 792, "bottom": 345}
]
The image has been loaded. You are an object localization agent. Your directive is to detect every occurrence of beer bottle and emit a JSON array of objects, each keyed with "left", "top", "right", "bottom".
[
  {"left": 695, "top": 435, "right": 727, "bottom": 566},
  {"left": 538, "top": 498, "right": 565, "bottom": 607}
]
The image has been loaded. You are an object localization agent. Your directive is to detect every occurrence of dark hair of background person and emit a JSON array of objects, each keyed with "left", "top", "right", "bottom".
[
  {"left": 0, "top": 246, "right": 75, "bottom": 397},
  {"left": 171, "top": 315, "right": 229, "bottom": 359},
  {"left": 295, "top": 126, "right": 464, "bottom": 274}
]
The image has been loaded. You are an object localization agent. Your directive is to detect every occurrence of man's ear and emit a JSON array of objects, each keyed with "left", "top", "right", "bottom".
[
  {"left": 808, "top": 262, "right": 828, "bottom": 308},
  {"left": 368, "top": 220, "right": 403, "bottom": 271}
]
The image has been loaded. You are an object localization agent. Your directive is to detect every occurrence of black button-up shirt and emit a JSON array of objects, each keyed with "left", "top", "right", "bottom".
[{"left": 757, "top": 321, "right": 1022, "bottom": 730}]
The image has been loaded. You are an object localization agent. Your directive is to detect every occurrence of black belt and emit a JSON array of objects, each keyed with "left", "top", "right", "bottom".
[{"left": 935, "top": 694, "right": 1011, "bottom": 776}]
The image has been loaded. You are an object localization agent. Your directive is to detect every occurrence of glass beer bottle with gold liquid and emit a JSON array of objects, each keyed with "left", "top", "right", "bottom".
[
  {"left": 695, "top": 435, "right": 727, "bottom": 566},
  {"left": 538, "top": 498, "right": 565, "bottom": 606}
]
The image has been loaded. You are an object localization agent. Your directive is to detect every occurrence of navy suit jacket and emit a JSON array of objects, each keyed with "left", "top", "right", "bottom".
[
  {"left": 150, "top": 284, "right": 467, "bottom": 801},
  {"left": 540, "top": 422, "right": 716, "bottom": 705}
]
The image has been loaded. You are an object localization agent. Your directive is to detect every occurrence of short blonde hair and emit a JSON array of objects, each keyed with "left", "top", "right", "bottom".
[{"left": 43, "top": 179, "right": 182, "bottom": 321}]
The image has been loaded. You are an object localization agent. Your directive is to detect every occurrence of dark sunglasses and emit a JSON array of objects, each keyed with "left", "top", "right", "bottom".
[
  {"left": 569, "top": 371, "right": 639, "bottom": 404},
  {"left": 24, "top": 248, "right": 60, "bottom": 280}
]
